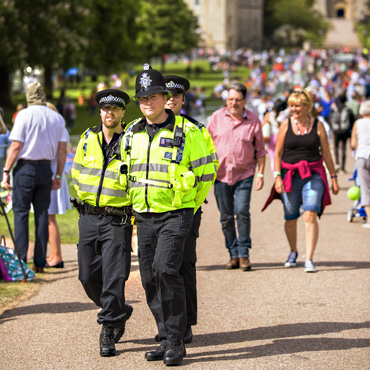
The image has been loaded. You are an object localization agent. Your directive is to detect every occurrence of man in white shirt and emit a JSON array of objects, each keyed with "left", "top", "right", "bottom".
[{"left": 3, "top": 82, "right": 67, "bottom": 272}]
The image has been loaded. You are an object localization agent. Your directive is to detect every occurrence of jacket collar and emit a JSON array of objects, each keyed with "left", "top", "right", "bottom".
[{"left": 132, "top": 109, "right": 176, "bottom": 133}]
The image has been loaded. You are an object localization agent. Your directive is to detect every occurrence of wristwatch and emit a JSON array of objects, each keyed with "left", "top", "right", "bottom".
[{"left": 3, "top": 168, "right": 10, "bottom": 173}]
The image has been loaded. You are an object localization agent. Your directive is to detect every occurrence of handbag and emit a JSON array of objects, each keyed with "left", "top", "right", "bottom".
[{"left": 0, "top": 235, "right": 35, "bottom": 282}]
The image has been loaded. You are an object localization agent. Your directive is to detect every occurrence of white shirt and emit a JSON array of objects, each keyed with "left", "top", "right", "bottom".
[{"left": 10, "top": 105, "right": 67, "bottom": 160}]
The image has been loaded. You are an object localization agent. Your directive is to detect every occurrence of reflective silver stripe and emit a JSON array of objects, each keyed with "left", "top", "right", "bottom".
[
  {"left": 211, "top": 152, "right": 219, "bottom": 161},
  {"left": 131, "top": 163, "right": 169, "bottom": 173},
  {"left": 195, "top": 174, "right": 215, "bottom": 183},
  {"left": 78, "top": 183, "right": 99, "bottom": 193},
  {"left": 191, "top": 155, "right": 213, "bottom": 168},
  {"left": 129, "top": 176, "right": 172, "bottom": 188},
  {"left": 72, "top": 162, "right": 83, "bottom": 171},
  {"left": 103, "top": 169, "right": 119, "bottom": 180},
  {"left": 71, "top": 177, "right": 78, "bottom": 186},
  {"left": 78, "top": 182, "right": 127, "bottom": 197},
  {"left": 100, "top": 187, "right": 128, "bottom": 197},
  {"left": 80, "top": 167, "right": 102, "bottom": 177},
  {"left": 129, "top": 181, "right": 170, "bottom": 189}
]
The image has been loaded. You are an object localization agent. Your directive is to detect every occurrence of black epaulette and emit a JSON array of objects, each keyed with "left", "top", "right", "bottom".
[{"left": 181, "top": 113, "right": 205, "bottom": 130}]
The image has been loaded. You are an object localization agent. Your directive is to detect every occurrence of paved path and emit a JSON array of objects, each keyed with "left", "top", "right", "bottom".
[
  {"left": 324, "top": 19, "right": 362, "bottom": 49},
  {"left": 0, "top": 154, "right": 369, "bottom": 369}
]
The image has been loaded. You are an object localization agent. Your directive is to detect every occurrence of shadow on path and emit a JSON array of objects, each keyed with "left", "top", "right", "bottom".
[{"left": 197, "top": 261, "right": 370, "bottom": 272}]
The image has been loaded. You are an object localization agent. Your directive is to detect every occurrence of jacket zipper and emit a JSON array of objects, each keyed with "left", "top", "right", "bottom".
[{"left": 145, "top": 135, "right": 152, "bottom": 212}]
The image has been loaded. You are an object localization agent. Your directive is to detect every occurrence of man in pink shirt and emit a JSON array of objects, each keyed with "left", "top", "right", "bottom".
[{"left": 208, "top": 82, "right": 266, "bottom": 270}]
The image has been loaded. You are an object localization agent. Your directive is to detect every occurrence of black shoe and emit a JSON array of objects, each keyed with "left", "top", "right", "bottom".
[
  {"left": 154, "top": 333, "right": 160, "bottom": 342},
  {"left": 99, "top": 325, "right": 116, "bottom": 357},
  {"left": 183, "top": 326, "right": 193, "bottom": 344},
  {"left": 114, "top": 304, "right": 133, "bottom": 343},
  {"left": 163, "top": 341, "right": 186, "bottom": 366},
  {"left": 145, "top": 345, "right": 166, "bottom": 361}
]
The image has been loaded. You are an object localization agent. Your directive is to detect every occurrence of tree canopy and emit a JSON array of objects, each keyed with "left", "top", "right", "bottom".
[
  {"left": 264, "top": 0, "right": 329, "bottom": 47},
  {"left": 136, "top": 0, "right": 199, "bottom": 70}
]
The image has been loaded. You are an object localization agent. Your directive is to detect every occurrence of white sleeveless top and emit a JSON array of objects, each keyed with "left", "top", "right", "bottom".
[{"left": 355, "top": 118, "right": 370, "bottom": 159}]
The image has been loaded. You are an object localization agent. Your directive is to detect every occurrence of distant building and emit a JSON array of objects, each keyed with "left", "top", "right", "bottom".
[
  {"left": 314, "top": 0, "right": 368, "bottom": 20},
  {"left": 184, "top": 0, "right": 368, "bottom": 52},
  {"left": 184, "top": 0, "right": 264, "bottom": 52},
  {"left": 313, "top": 0, "right": 368, "bottom": 48}
]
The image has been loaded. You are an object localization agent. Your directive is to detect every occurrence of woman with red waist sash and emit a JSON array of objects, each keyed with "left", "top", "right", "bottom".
[{"left": 263, "top": 89, "right": 339, "bottom": 273}]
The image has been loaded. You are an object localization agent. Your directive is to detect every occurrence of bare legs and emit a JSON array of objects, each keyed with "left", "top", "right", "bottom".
[
  {"left": 47, "top": 214, "right": 63, "bottom": 266},
  {"left": 284, "top": 211, "right": 319, "bottom": 261}
]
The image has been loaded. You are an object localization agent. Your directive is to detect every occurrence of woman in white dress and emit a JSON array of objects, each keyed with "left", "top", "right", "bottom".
[{"left": 46, "top": 102, "right": 71, "bottom": 267}]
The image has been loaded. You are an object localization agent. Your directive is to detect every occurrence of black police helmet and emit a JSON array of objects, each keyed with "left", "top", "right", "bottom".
[
  {"left": 133, "top": 64, "right": 171, "bottom": 100},
  {"left": 95, "top": 89, "right": 130, "bottom": 108},
  {"left": 164, "top": 75, "right": 190, "bottom": 94}
]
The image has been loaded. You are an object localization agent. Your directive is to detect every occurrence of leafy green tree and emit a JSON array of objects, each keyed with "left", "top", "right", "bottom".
[
  {"left": 136, "top": 0, "right": 199, "bottom": 71},
  {"left": 0, "top": 1, "right": 28, "bottom": 106},
  {"left": 264, "top": 0, "right": 329, "bottom": 47},
  {"left": 82, "top": 0, "right": 139, "bottom": 76}
]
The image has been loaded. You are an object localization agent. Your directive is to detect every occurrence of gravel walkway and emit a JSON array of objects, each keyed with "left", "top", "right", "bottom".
[{"left": 0, "top": 155, "right": 369, "bottom": 369}]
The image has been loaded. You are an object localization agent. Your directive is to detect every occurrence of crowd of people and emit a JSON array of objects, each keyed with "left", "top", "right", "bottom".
[{"left": 0, "top": 47, "right": 369, "bottom": 367}]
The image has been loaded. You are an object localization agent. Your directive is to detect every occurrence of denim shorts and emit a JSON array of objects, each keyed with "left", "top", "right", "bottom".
[{"left": 280, "top": 171, "right": 325, "bottom": 220}]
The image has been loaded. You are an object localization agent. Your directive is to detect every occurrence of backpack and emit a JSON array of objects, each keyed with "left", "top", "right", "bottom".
[{"left": 330, "top": 107, "right": 351, "bottom": 134}]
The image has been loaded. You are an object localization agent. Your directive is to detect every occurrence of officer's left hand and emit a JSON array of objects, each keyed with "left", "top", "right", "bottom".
[{"left": 255, "top": 176, "right": 264, "bottom": 191}]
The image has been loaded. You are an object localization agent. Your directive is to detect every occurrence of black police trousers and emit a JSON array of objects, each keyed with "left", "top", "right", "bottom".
[
  {"left": 156, "top": 208, "right": 202, "bottom": 341},
  {"left": 77, "top": 213, "right": 132, "bottom": 326},
  {"left": 136, "top": 208, "right": 193, "bottom": 345}
]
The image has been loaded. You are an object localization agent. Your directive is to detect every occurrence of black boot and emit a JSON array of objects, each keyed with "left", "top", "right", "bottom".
[
  {"left": 163, "top": 341, "right": 186, "bottom": 366},
  {"left": 99, "top": 324, "right": 116, "bottom": 357},
  {"left": 114, "top": 304, "right": 133, "bottom": 343},
  {"left": 145, "top": 345, "right": 166, "bottom": 361},
  {"left": 183, "top": 326, "right": 193, "bottom": 344}
]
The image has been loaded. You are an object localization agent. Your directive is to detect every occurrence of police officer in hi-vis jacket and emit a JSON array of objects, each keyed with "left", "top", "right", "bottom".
[{"left": 120, "top": 65, "right": 215, "bottom": 366}]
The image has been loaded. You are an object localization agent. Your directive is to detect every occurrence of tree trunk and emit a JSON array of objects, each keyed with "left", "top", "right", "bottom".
[
  {"left": 161, "top": 56, "right": 166, "bottom": 73},
  {"left": 0, "top": 69, "right": 13, "bottom": 108},
  {"left": 44, "top": 66, "right": 53, "bottom": 99}
]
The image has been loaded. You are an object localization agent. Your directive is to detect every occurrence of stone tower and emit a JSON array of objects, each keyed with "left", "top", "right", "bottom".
[{"left": 184, "top": 0, "right": 264, "bottom": 51}]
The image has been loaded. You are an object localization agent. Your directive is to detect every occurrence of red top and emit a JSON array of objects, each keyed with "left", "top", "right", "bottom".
[{"left": 262, "top": 158, "right": 331, "bottom": 217}]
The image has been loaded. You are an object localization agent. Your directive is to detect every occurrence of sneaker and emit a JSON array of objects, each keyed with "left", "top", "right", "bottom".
[
  {"left": 304, "top": 259, "right": 317, "bottom": 273},
  {"left": 362, "top": 222, "right": 370, "bottom": 229},
  {"left": 284, "top": 251, "right": 298, "bottom": 267}
]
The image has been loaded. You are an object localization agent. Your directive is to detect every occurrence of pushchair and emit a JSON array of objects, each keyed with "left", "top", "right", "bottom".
[{"left": 347, "top": 169, "right": 367, "bottom": 222}]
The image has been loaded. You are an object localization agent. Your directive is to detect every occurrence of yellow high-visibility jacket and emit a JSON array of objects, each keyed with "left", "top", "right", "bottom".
[
  {"left": 71, "top": 124, "right": 130, "bottom": 207},
  {"left": 181, "top": 113, "right": 219, "bottom": 181},
  {"left": 121, "top": 111, "right": 215, "bottom": 213}
]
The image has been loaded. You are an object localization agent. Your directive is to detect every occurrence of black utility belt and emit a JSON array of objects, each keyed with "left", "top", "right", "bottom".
[{"left": 83, "top": 203, "right": 133, "bottom": 217}]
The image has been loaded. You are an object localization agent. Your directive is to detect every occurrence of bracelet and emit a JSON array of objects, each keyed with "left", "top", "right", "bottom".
[
  {"left": 331, "top": 174, "right": 338, "bottom": 179},
  {"left": 273, "top": 171, "right": 281, "bottom": 179},
  {"left": 257, "top": 173, "right": 264, "bottom": 178},
  {"left": 3, "top": 168, "right": 10, "bottom": 173},
  {"left": 55, "top": 174, "right": 62, "bottom": 179}
]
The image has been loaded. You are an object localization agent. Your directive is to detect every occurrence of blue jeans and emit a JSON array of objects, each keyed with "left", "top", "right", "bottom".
[
  {"left": 214, "top": 176, "right": 253, "bottom": 258},
  {"left": 280, "top": 172, "right": 325, "bottom": 220}
]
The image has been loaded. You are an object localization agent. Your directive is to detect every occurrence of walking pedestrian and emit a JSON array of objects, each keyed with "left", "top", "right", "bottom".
[
  {"left": 350, "top": 100, "right": 370, "bottom": 228},
  {"left": 263, "top": 90, "right": 340, "bottom": 272},
  {"left": 208, "top": 81, "right": 266, "bottom": 271},
  {"left": 71, "top": 89, "right": 133, "bottom": 357},
  {"left": 2, "top": 82, "right": 67, "bottom": 272},
  {"left": 161, "top": 74, "right": 219, "bottom": 344},
  {"left": 121, "top": 64, "right": 215, "bottom": 366}
]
